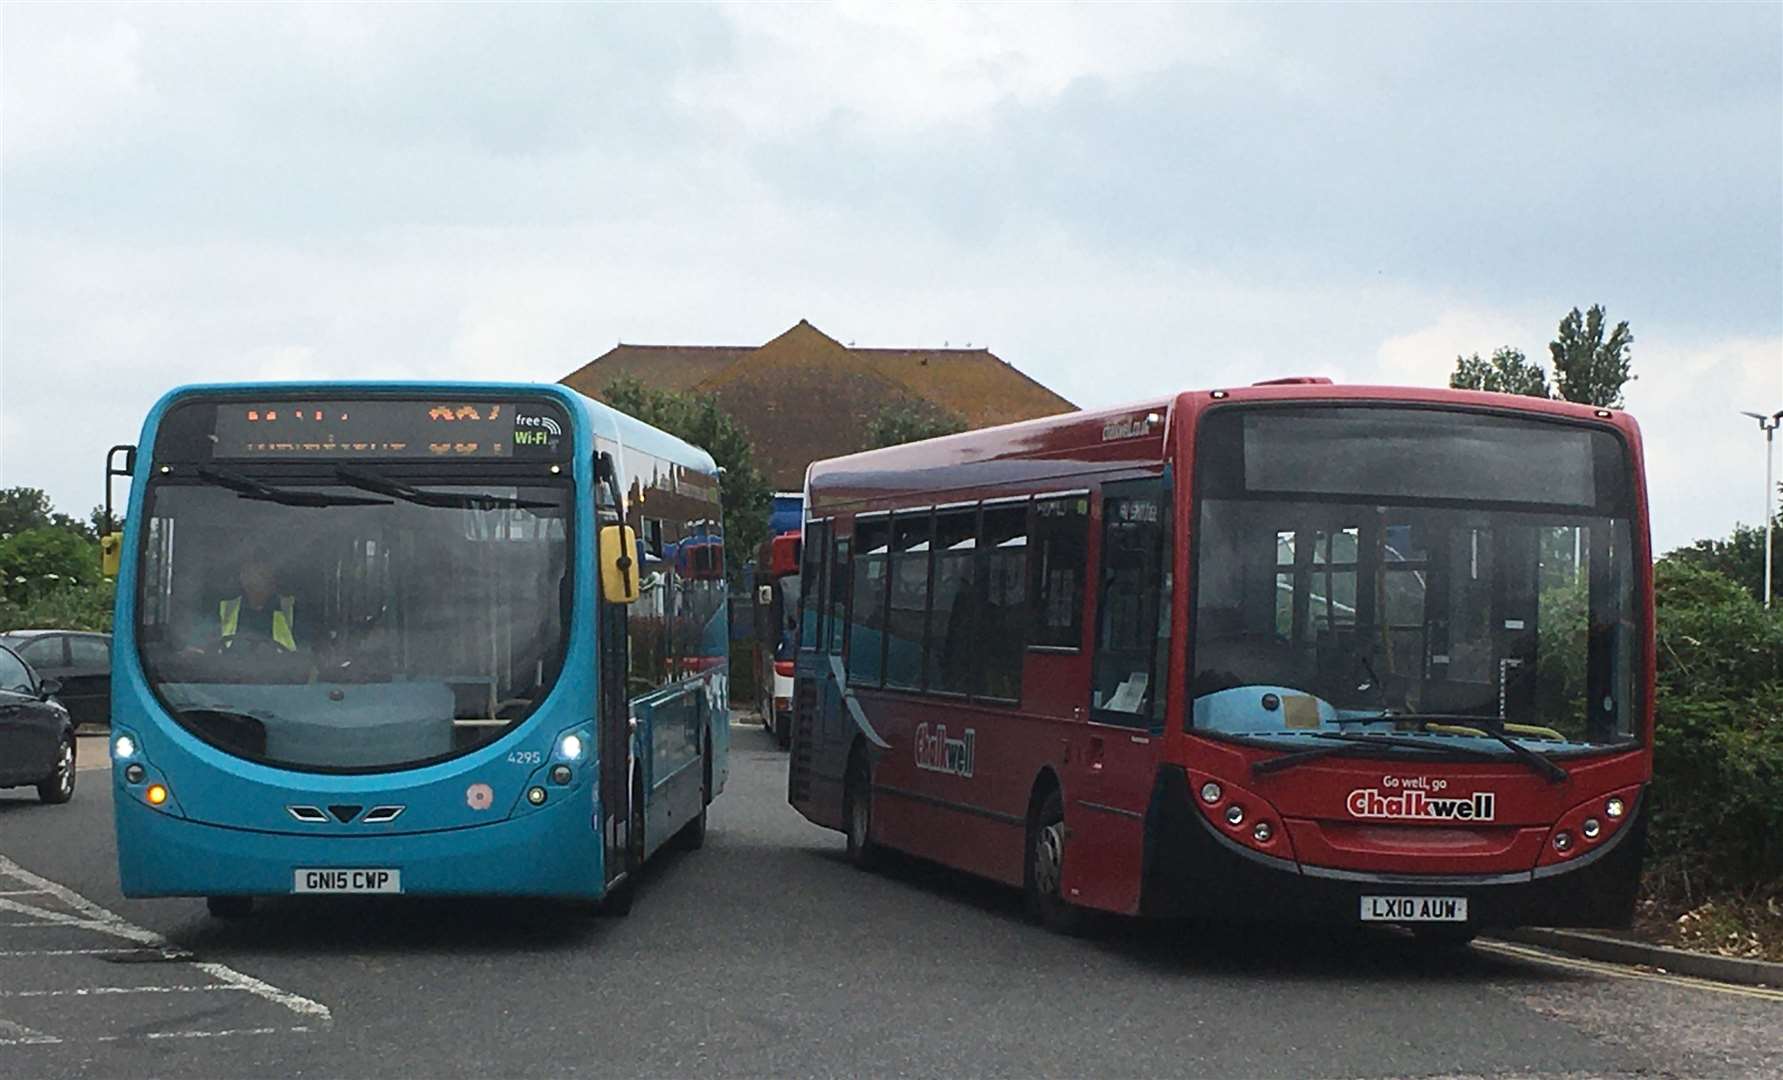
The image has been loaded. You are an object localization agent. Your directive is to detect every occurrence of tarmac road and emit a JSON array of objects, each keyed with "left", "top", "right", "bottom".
[{"left": 1, "top": 723, "right": 1778, "bottom": 1079}]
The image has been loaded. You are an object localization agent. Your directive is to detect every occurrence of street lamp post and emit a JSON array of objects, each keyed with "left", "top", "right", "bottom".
[{"left": 1742, "top": 409, "right": 1783, "bottom": 608}]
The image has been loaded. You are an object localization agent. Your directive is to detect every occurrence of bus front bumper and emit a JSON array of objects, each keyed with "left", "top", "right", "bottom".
[
  {"left": 116, "top": 790, "right": 605, "bottom": 900},
  {"left": 1140, "top": 766, "right": 1646, "bottom": 931}
]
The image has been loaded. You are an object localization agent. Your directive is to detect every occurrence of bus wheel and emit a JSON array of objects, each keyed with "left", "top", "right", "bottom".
[
  {"left": 677, "top": 742, "right": 709, "bottom": 852},
  {"left": 206, "top": 896, "right": 254, "bottom": 919},
  {"left": 1025, "top": 788, "right": 1083, "bottom": 935},
  {"left": 36, "top": 735, "right": 75, "bottom": 804},
  {"left": 844, "top": 750, "right": 877, "bottom": 870},
  {"left": 774, "top": 708, "right": 791, "bottom": 749}
]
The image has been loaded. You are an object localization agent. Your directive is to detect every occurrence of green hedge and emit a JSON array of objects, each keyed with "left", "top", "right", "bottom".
[{"left": 1646, "top": 561, "right": 1783, "bottom": 898}]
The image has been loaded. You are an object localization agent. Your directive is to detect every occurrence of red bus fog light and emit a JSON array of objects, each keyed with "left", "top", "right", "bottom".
[
  {"left": 1581, "top": 818, "right": 1601, "bottom": 840},
  {"left": 1553, "top": 830, "right": 1573, "bottom": 852},
  {"left": 1252, "top": 821, "right": 1273, "bottom": 843},
  {"left": 1225, "top": 804, "right": 1245, "bottom": 826},
  {"left": 1200, "top": 781, "right": 1222, "bottom": 804}
]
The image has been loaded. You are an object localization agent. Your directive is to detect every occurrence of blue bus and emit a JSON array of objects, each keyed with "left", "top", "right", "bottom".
[{"left": 103, "top": 383, "right": 728, "bottom": 916}]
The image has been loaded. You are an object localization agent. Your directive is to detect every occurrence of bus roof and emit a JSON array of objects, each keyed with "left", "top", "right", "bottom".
[
  {"left": 135, "top": 380, "right": 718, "bottom": 478},
  {"left": 804, "top": 380, "right": 1643, "bottom": 514}
]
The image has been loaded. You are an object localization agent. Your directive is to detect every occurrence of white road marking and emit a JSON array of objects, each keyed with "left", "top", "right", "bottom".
[
  {"left": 0, "top": 853, "right": 333, "bottom": 1041},
  {"left": 0, "top": 1017, "right": 61, "bottom": 1046},
  {"left": 0, "top": 984, "right": 246, "bottom": 998},
  {"left": 1477, "top": 939, "right": 1783, "bottom": 1003}
]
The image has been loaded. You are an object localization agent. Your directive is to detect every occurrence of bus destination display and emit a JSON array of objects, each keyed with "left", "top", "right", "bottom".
[{"left": 210, "top": 399, "right": 568, "bottom": 460}]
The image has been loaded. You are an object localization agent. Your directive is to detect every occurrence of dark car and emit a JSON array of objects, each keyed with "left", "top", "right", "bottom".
[
  {"left": 0, "top": 630, "right": 110, "bottom": 730},
  {"left": 0, "top": 643, "right": 76, "bottom": 803}
]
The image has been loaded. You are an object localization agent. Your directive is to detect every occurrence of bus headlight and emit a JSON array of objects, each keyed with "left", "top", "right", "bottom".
[
  {"left": 1252, "top": 821, "right": 1273, "bottom": 843},
  {"left": 1605, "top": 797, "right": 1625, "bottom": 820},
  {"left": 124, "top": 764, "right": 146, "bottom": 784},
  {"left": 558, "top": 734, "right": 584, "bottom": 761},
  {"left": 1200, "top": 781, "right": 1222, "bottom": 805},
  {"left": 1581, "top": 818, "right": 1601, "bottom": 840},
  {"left": 1225, "top": 804, "right": 1245, "bottom": 826},
  {"left": 114, "top": 735, "right": 136, "bottom": 760}
]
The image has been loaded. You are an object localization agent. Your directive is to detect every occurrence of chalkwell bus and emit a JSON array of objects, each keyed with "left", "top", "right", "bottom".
[
  {"left": 788, "top": 380, "right": 1651, "bottom": 941},
  {"left": 104, "top": 383, "right": 728, "bottom": 916}
]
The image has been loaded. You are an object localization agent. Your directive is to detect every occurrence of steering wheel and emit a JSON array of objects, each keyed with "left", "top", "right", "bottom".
[{"left": 218, "top": 633, "right": 295, "bottom": 657}]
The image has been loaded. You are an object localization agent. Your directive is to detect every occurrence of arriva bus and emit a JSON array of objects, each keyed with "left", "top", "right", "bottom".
[
  {"left": 103, "top": 383, "right": 728, "bottom": 916},
  {"left": 788, "top": 380, "right": 1651, "bottom": 942}
]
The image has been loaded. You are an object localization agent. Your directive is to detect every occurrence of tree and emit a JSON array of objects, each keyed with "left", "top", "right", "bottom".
[
  {"left": 1448, "top": 347, "right": 1552, "bottom": 398},
  {"left": 1664, "top": 508, "right": 1783, "bottom": 606},
  {"left": 0, "top": 527, "right": 96, "bottom": 602},
  {"left": 602, "top": 377, "right": 772, "bottom": 575},
  {"left": 864, "top": 399, "right": 967, "bottom": 449},
  {"left": 1550, "top": 304, "right": 1635, "bottom": 408}
]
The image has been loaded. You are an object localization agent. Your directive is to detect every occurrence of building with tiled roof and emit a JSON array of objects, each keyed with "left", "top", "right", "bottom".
[{"left": 562, "top": 320, "right": 1077, "bottom": 489}]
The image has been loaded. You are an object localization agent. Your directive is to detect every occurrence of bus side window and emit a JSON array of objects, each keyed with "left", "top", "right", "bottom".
[
  {"left": 827, "top": 534, "right": 851, "bottom": 655},
  {"left": 1091, "top": 478, "right": 1171, "bottom": 728},
  {"left": 1030, "top": 495, "right": 1088, "bottom": 650},
  {"left": 926, "top": 508, "right": 977, "bottom": 695},
  {"left": 849, "top": 517, "right": 891, "bottom": 687},
  {"left": 884, "top": 510, "right": 931, "bottom": 690},
  {"left": 976, "top": 501, "right": 1028, "bottom": 701},
  {"left": 799, "top": 520, "right": 827, "bottom": 651}
]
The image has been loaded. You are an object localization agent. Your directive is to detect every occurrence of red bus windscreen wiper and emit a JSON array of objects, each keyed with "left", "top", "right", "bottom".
[
  {"left": 1384, "top": 714, "right": 1571, "bottom": 784},
  {"left": 1249, "top": 731, "right": 1480, "bottom": 777}
]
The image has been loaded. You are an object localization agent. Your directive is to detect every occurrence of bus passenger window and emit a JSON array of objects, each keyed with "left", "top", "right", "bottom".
[
  {"left": 1030, "top": 496, "right": 1088, "bottom": 649},
  {"left": 799, "top": 520, "right": 827, "bottom": 651},
  {"left": 976, "top": 502, "right": 1028, "bottom": 701},
  {"left": 828, "top": 535, "right": 851, "bottom": 655},
  {"left": 926, "top": 508, "right": 977, "bottom": 695},
  {"left": 849, "top": 517, "right": 890, "bottom": 687},
  {"left": 884, "top": 510, "right": 930, "bottom": 690},
  {"left": 1092, "top": 479, "right": 1170, "bottom": 727}
]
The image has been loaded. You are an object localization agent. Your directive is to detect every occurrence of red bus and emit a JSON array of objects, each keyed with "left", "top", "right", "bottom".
[
  {"left": 752, "top": 530, "right": 803, "bottom": 747},
  {"left": 787, "top": 380, "right": 1651, "bottom": 940}
]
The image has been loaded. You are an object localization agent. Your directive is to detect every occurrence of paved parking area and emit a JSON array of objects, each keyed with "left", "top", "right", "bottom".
[{"left": 0, "top": 855, "right": 330, "bottom": 1048}]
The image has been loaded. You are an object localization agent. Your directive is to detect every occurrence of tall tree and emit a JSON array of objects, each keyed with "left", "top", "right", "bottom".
[
  {"left": 1448, "top": 347, "right": 1552, "bottom": 398},
  {"left": 602, "top": 376, "right": 772, "bottom": 575},
  {"left": 1550, "top": 304, "right": 1635, "bottom": 408},
  {"left": 864, "top": 399, "right": 967, "bottom": 449}
]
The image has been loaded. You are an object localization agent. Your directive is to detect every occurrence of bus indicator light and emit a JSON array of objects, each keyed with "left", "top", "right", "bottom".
[
  {"left": 1252, "top": 821, "right": 1273, "bottom": 843},
  {"left": 146, "top": 784, "right": 169, "bottom": 806}
]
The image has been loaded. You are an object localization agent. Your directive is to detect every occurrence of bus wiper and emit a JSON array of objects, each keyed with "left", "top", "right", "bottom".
[
  {"left": 1249, "top": 731, "right": 1460, "bottom": 777},
  {"left": 1386, "top": 713, "right": 1570, "bottom": 784},
  {"left": 196, "top": 466, "right": 390, "bottom": 508},
  {"left": 334, "top": 465, "right": 554, "bottom": 510}
]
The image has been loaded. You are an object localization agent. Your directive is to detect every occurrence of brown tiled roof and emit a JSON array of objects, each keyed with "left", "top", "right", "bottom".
[
  {"left": 561, "top": 344, "right": 753, "bottom": 400},
  {"left": 561, "top": 320, "right": 1078, "bottom": 489}
]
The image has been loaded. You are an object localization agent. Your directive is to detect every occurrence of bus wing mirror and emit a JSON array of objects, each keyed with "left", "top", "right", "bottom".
[
  {"left": 100, "top": 532, "right": 124, "bottom": 578},
  {"left": 601, "top": 525, "right": 640, "bottom": 604}
]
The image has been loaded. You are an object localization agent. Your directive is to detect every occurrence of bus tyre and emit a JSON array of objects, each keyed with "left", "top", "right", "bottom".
[
  {"left": 1025, "top": 788, "right": 1083, "bottom": 935},
  {"left": 206, "top": 896, "right": 253, "bottom": 919},
  {"left": 36, "top": 735, "right": 75, "bottom": 804},
  {"left": 677, "top": 743, "right": 709, "bottom": 852},
  {"left": 844, "top": 750, "right": 877, "bottom": 870},
  {"left": 603, "top": 777, "right": 645, "bottom": 917},
  {"left": 774, "top": 708, "right": 790, "bottom": 749}
]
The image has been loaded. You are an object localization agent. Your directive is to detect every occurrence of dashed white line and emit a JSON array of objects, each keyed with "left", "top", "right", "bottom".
[{"left": 0, "top": 1017, "right": 62, "bottom": 1046}]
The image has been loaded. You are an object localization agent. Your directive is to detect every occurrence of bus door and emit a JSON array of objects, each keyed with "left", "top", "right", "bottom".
[
  {"left": 1074, "top": 477, "right": 1172, "bottom": 913},
  {"left": 595, "top": 457, "right": 633, "bottom": 888}
]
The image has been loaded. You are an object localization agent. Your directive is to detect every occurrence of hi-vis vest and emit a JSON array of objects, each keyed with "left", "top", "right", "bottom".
[{"left": 219, "top": 595, "right": 296, "bottom": 651}]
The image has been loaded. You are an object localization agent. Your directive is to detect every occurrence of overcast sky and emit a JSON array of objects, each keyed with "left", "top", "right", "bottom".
[{"left": 3, "top": 2, "right": 1779, "bottom": 553}]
